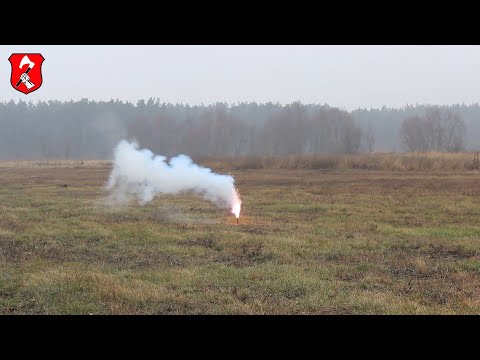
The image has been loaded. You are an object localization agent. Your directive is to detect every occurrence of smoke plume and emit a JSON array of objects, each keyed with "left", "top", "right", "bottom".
[{"left": 106, "top": 140, "right": 241, "bottom": 217}]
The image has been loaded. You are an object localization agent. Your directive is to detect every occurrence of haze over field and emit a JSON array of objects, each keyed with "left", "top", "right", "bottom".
[{"left": 1, "top": 45, "right": 480, "bottom": 159}]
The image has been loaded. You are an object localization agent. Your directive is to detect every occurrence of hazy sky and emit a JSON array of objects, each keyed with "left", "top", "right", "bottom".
[{"left": 1, "top": 45, "right": 479, "bottom": 110}]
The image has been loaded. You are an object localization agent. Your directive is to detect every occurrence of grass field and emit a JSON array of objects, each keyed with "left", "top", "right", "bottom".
[{"left": 1, "top": 160, "right": 480, "bottom": 314}]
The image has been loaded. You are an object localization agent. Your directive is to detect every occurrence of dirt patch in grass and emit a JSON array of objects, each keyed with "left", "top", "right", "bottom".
[
  {"left": 178, "top": 236, "right": 223, "bottom": 251},
  {"left": 214, "top": 242, "right": 272, "bottom": 267}
]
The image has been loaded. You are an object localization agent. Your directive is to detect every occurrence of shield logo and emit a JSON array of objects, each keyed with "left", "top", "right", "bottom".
[{"left": 8, "top": 53, "right": 45, "bottom": 94}]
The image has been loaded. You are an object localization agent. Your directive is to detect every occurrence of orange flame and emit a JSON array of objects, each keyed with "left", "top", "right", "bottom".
[{"left": 231, "top": 187, "right": 242, "bottom": 219}]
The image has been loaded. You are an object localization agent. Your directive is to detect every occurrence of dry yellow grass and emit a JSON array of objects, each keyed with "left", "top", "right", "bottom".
[
  {"left": 3, "top": 152, "right": 478, "bottom": 172},
  {"left": 195, "top": 152, "right": 480, "bottom": 172},
  {"left": 0, "top": 160, "right": 111, "bottom": 168}
]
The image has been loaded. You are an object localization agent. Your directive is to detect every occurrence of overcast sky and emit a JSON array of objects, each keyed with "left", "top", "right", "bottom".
[{"left": 1, "top": 45, "right": 479, "bottom": 110}]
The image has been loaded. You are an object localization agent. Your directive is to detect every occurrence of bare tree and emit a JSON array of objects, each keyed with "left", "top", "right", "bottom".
[
  {"left": 340, "top": 117, "right": 363, "bottom": 153},
  {"left": 400, "top": 107, "right": 466, "bottom": 152},
  {"left": 366, "top": 123, "right": 375, "bottom": 152},
  {"left": 400, "top": 115, "right": 428, "bottom": 151}
]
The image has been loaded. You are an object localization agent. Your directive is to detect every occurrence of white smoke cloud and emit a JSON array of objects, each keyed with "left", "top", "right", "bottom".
[{"left": 106, "top": 140, "right": 241, "bottom": 217}]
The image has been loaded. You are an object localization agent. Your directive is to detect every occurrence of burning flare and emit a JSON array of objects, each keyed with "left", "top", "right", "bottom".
[
  {"left": 231, "top": 187, "right": 242, "bottom": 220},
  {"left": 106, "top": 140, "right": 243, "bottom": 222}
]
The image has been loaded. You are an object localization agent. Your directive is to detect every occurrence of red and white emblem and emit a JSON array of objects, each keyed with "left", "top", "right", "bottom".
[{"left": 9, "top": 53, "right": 45, "bottom": 94}]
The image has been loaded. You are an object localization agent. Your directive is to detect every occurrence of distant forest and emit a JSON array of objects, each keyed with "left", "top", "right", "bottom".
[{"left": 1, "top": 99, "right": 479, "bottom": 160}]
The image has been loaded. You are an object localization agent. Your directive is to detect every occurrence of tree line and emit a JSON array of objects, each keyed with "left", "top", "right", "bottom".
[{"left": 0, "top": 99, "right": 474, "bottom": 160}]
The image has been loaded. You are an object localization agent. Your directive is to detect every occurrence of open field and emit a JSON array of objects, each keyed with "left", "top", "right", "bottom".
[{"left": 1, "top": 161, "right": 480, "bottom": 314}]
